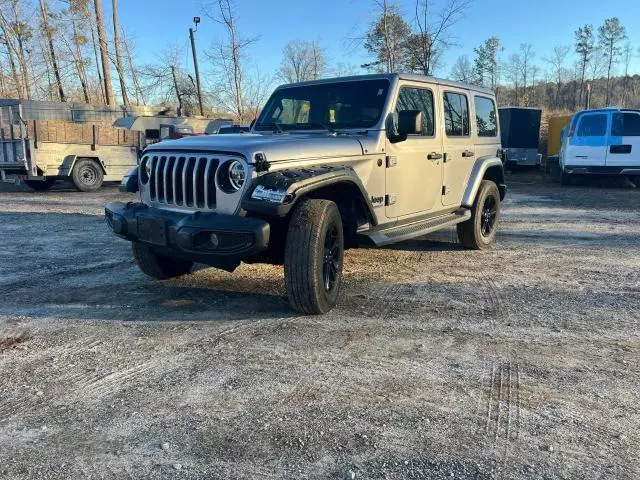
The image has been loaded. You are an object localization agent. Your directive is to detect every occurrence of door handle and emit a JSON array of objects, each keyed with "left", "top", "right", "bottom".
[
  {"left": 462, "top": 150, "right": 475, "bottom": 158},
  {"left": 427, "top": 152, "right": 443, "bottom": 160}
]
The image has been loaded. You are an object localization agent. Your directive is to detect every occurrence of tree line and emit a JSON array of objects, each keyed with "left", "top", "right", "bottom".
[{"left": 0, "top": 0, "right": 637, "bottom": 122}]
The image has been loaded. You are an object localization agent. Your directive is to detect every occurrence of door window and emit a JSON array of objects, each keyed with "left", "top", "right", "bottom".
[
  {"left": 576, "top": 114, "right": 607, "bottom": 137},
  {"left": 612, "top": 112, "right": 640, "bottom": 136},
  {"left": 443, "top": 92, "right": 470, "bottom": 137},
  {"left": 473, "top": 96, "right": 498, "bottom": 137},
  {"left": 394, "top": 87, "right": 435, "bottom": 136}
]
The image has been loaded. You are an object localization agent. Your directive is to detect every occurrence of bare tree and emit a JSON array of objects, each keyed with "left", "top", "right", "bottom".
[
  {"left": 111, "top": 0, "right": 129, "bottom": 106},
  {"left": 408, "top": 0, "right": 470, "bottom": 75},
  {"left": 621, "top": 43, "right": 632, "bottom": 107},
  {"left": 279, "top": 40, "right": 327, "bottom": 83},
  {"left": 519, "top": 43, "right": 534, "bottom": 91},
  {"left": 39, "top": 0, "right": 65, "bottom": 101},
  {"left": 544, "top": 45, "right": 570, "bottom": 109},
  {"left": 206, "top": 0, "right": 261, "bottom": 122},
  {"left": 598, "top": 17, "right": 626, "bottom": 105},
  {"left": 506, "top": 53, "right": 522, "bottom": 104},
  {"left": 0, "top": 1, "right": 32, "bottom": 98},
  {"left": 450, "top": 54, "right": 473, "bottom": 83},
  {"left": 123, "top": 31, "right": 144, "bottom": 105},
  {"left": 93, "top": 0, "right": 114, "bottom": 105}
]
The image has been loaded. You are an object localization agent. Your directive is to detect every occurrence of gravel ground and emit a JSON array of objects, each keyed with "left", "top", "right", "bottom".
[{"left": 0, "top": 173, "right": 638, "bottom": 479}]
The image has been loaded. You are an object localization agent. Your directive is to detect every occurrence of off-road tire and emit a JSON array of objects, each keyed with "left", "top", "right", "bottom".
[
  {"left": 72, "top": 159, "right": 103, "bottom": 192},
  {"left": 284, "top": 199, "right": 344, "bottom": 314},
  {"left": 457, "top": 180, "right": 500, "bottom": 250},
  {"left": 132, "top": 242, "right": 193, "bottom": 280},
  {"left": 25, "top": 178, "right": 56, "bottom": 192}
]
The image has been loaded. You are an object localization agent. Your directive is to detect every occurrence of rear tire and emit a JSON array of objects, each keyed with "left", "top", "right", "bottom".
[
  {"left": 25, "top": 178, "right": 56, "bottom": 192},
  {"left": 560, "top": 171, "right": 572, "bottom": 186},
  {"left": 72, "top": 159, "right": 103, "bottom": 192},
  {"left": 132, "top": 242, "right": 193, "bottom": 280},
  {"left": 284, "top": 199, "right": 344, "bottom": 314},
  {"left": 457, "top": 180, "right": 501, "bottom": 250}
]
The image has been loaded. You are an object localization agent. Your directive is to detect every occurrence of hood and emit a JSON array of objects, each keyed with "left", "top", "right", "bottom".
[{"left": 144, "top": 133, "right": 365, "bottom": 163}]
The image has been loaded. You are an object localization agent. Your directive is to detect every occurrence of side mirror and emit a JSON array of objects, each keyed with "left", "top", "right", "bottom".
[
  {"left": 386, "top": 111, "right": 422, "bottom": 143},
  {"left": 397, "top": 110, "right": 423, "bottom": 136}
]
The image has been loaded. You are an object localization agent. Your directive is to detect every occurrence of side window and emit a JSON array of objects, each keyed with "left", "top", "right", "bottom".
[
  {"left": 612, "top": 112, "right": 640, "bottom": 137},
  {"left": 474, "top": 96, "right": 498, "bottom": 137},
  {"left": 394, "top": 87, "right": 435, "bottom": 136},
  {"left": 576, "top": 114, "right": 607, "bottom": 137},
  {"left": 443, "top": 92, "right": 470, "bottom": 137}
]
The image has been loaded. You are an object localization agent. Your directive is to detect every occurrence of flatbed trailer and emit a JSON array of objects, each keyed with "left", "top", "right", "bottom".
[{"left": 0, "top": 102, "right": 140, "bottom": 191}]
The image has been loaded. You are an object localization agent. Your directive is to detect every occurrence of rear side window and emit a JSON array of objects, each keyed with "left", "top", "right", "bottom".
[
  {"left": 612, "top": 112, "right": 640, "bottom": 137},
  {"left": 443, "top": 92, "right": 469, "bottom": 136},
  {"left": 395, "top": 87, "right": 435, "bottom": 136},
  {"left": 474, "top": 96, "right": 498, "bottom": 137},
  {"left": 576, "top": 114, "right": 607, "bottom": 137}
]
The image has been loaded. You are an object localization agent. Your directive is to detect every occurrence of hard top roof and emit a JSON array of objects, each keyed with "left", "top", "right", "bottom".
[{"left": 275, "top": 73, "right": 495, "bottom": 96}]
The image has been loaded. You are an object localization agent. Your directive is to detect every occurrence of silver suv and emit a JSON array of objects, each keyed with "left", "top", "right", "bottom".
[{"left": 106, "top": 74, "right": 506, "bottom": 314}]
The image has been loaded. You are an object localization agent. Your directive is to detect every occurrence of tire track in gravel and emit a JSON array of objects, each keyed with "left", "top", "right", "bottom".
[{"left": 473, "top": 360, "right": 522, "bottom": 480}]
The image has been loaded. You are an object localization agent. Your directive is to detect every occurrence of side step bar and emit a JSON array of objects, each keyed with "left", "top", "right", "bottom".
[{"left": 364, "top": 209, "right": 471, "bottom": 246}]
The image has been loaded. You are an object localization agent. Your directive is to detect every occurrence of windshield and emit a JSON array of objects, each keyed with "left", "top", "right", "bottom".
[{"left": 255, "top": 79, "right": 390, "bottom": 132}]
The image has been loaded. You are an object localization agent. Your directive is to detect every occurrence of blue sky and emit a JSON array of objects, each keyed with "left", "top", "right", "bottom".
[{"left": 113, "top": 0, "right": 640, "bottom": 84}]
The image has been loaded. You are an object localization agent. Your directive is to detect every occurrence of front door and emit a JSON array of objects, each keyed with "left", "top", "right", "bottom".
[
  {"left": 607, "top": 111, "right": 640, "bottom": 167},
  {"left": 385, "top": 85, "right": 443, "bottom": 219},
  {"left": 566, "top": 112, "right": 609, "bottom": 166},
  {"left": 440, "top": 88, "right": 473, "bottom": 206}
]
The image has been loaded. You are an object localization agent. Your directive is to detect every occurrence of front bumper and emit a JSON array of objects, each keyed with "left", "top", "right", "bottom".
[{"left": 105, "top": 202, "right": 270, "bottom": 264}]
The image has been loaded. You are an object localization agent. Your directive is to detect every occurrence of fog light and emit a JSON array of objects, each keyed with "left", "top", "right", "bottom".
[{"left": 209, "top": 233, "right": 220, "bottom": 248}]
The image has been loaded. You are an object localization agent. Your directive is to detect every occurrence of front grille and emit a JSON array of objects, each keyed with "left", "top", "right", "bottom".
[{"left": 144, "top": 154, "right": 219, "bottom": 209}]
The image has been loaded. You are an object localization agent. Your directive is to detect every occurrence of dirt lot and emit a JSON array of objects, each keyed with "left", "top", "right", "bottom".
[{"left": 0, "top": 173, "right": 638, "bottom": 479}]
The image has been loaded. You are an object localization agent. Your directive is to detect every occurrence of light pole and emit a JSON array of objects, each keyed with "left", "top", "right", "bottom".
[{"left": 189, "top": 16, "right": 204, "bottom": 116}]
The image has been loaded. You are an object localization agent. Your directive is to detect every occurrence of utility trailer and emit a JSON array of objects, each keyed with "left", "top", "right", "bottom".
[
  {"left": 0, "top": 100, "right": 217, "bottom": 192},
  {"left": 0, "top": 101, "right": 140, "bottom": 191},
  {"left": 499, "top": 107, "right": 542, "bottom": 167}
]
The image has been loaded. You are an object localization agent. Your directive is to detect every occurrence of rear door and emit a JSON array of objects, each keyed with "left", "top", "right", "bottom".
[
  {"left": 565, "top": 112, "right": 609, "bottom": 166},
  {"left": 440, "top": 88, "right": 473, "bottom": 206},
  {"left": 607, "top": 111, "right": 640, "bottom": 167}
]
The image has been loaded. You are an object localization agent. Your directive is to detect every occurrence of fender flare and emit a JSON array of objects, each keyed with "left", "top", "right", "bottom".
[
  {"left": 241, "top": 164, "right": 378, "bottom": 225},
  {"left": 461, "top": 156, "right": 507, "bottom": 208},
  {"left": 65, "top": 155, "right": 107, "bottom": 176}
]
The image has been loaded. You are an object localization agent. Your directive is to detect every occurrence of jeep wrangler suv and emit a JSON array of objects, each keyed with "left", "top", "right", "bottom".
[{"left": 105, "top": 74, "right": 506, "bottom": 314}]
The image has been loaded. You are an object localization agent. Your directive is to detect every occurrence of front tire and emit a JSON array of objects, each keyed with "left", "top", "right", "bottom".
[
  {"left": 25, "top": 178, "right": 56, "bottom": 192},
  {"left": 132, "top": 242, "right": 193, "bottom": 280},
  {"left": 72, "top": 159, "right": 104, "bottom": 192},
  {"left": 457, "top": 180, "right": 501, "bottom": 250},
  {"left": 284, "top": 199, "right": 344, "bottom": 314}
]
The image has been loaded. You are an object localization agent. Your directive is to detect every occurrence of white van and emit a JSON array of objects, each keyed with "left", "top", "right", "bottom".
[{"left": 559, "top": 107, "right": 640, "bottom": 185}]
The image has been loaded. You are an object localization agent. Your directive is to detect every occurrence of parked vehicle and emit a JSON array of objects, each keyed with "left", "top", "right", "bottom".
[
  {"left": 559, "top": 107, "right": 640, "bottom": 185},
  {"left": 0, "top": 100, "right": 214, "bottom": 192},
  {"left": 499, "top": 107, "right": 542, "bottom": 166},
  {"left": 106, "top": 74, "right": 506, "bottom": 313}
]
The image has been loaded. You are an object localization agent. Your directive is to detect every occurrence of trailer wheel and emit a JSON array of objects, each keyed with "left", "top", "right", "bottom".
[
  {"left": 72, "top": 159, "right": 103, "bottom": 192},
  {"left": 25, "top": 178, "right": 56, "bottom": 192}
]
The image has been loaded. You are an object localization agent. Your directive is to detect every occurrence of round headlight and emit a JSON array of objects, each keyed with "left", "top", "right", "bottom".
[{"left": 228, "top": 160, "right": 246, "bottom": 191}]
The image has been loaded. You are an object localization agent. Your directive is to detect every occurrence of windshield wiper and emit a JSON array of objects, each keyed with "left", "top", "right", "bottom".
[
  {"left": 296, "top": 122, "right": 337, "bottom": 134},
  {"left": 255, "top": 122, "right": 285, "bottom": 134}
]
